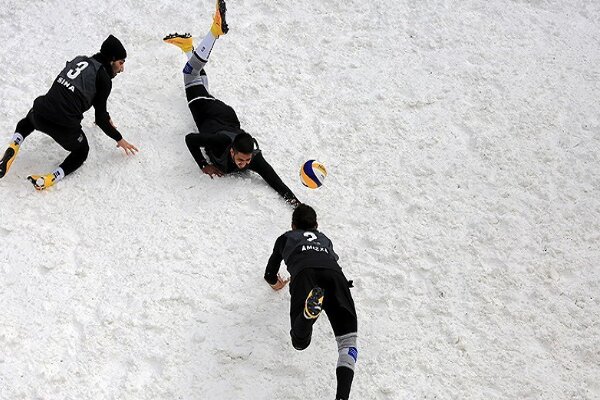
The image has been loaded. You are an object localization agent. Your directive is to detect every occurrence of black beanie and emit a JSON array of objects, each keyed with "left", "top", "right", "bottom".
[{"left": 100, "top": 35, "right": 127, "bottom": 61}]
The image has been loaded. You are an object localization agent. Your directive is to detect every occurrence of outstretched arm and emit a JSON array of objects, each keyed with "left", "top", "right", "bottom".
[
  {"left": 94, "top": 71, "right": 139, "bottom": 155},
  {"left": 265, "top": 234, "right": 288, "bottom": 290},
  {"left": 250, "top": 152, "right": 300, "bottom": 206}
]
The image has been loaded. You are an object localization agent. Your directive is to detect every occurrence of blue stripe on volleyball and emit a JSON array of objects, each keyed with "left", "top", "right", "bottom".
[{"left": 303, "top": 160, "right": 321, "bottom": 185}]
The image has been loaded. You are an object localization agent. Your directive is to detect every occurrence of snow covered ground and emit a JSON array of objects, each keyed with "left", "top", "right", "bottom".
[{"left": 1, "top": 0, "right": 599, "bottom": 399}]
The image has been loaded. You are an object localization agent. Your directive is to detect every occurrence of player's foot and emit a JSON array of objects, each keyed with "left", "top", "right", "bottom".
[
  {"left": 303, "top": 287, "right": 324, "bottom": 320},
  {"left": 211, "top": 0, "right": 229, "bottom": 37},
  {"left": 163, "top": 32, "right": 194, "bottom": 53},
  {"left": 27, "top": 173, "right": 57, "bottom": 191},
  {"left": 0, "top": 143, "right": 20, "bottom": 178}
]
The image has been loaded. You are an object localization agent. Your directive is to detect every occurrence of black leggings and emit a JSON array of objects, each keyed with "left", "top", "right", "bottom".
[
  {"left": 16, "top": 110, "right": 89, "bottom": 176},
  {"left": 186, "top": 84, "right": 241, "bottom": 134},
  {"left": 289, "top": 268, "right": 357, "bottom": 350}
]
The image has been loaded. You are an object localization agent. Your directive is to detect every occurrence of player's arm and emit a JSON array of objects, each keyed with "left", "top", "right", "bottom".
[
  {"left": 265, "top": 234, "right": 289, "bottom": 290},
  {"left": 93, "top": 71, "right": 121, "bottom": 141},
  {"left": 185, "top": 133, "right": 228, "bottom": 166},
  {"left": 93, "top": 71, "right": 138, "bottom": 155},
  {"left": 250, "top": 152, "right": 300, "bottom": 206}
]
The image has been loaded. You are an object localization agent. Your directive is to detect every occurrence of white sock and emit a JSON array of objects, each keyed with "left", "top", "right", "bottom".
[
  {"left": 195, "top": 31, "right": 217, "bottom": 61},
  {"left": 12, "top": 133, "right": 24, "bottom": 146},
  {"left": 52, "top": 167, "right": 65, "bottom": 182}
]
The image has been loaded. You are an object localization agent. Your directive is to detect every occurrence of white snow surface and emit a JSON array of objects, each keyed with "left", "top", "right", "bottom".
[{"left": 1, "top": 0, "right": 599, "bottom": 399}]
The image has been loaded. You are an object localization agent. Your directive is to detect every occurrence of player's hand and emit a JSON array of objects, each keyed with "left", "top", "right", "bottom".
[
  {"left": 270, "top": 274, "right": 289, "bottom": 291},
  {"left": 116, "top": 139, "right": 139, "bottom": 155},
  {"left": 202, "top": 164, "right": 224, "bottom": 178},
  {"left": 287, "top": 197, "right": 301, "bottom": 208}
]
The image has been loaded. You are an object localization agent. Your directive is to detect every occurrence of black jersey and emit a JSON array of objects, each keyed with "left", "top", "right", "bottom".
[
  {"left": 32, "top": 54, "right": 122, "bottom": 141},
  {"left": 185, "top": 130, "right": 298, "bottom": 203},
  {"left": 264, "top": 229, "right": 341, "bottom": 285}
]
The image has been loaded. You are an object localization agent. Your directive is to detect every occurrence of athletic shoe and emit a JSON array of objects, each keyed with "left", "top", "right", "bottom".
[
  {"left": 211, "top": 0, "right": 229, "bottom": 37},
  {"left": 163, "top": 32, "right": 194, "bottom": 53},
  {"left": 0, "top": 143, "right": 20, "bottom": 178},
  {"left": 27, "top": 174, "right": 57, "bottom": 191},
  {"left": 303, "top": 287, "right": 325, "bottom": 320}
]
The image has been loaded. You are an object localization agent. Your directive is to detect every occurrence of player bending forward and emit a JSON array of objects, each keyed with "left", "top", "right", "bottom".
[
  {"left": 0, "top": 35, "right": 137, "bottom": 190},
  {"left": 265, "top": 204, "right": 358, "bottom": 400}
]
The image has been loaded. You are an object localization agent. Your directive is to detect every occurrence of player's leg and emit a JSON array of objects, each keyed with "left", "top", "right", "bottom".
[
  {"left": 182, "top": 0, "right": 228, "bottom": 97},
  {"left": 164, "top": 0, "right": 228, "bottom": 95},
  {"left": 27, "top": 128, "right": 89, "bottom": 190},
  {"left": 323, "top": 270, "right": 358, "bottom": 400},
  {"left": 0, "top": 110, "right": 35, "bottom": 178},
  {"left": 164, "top": 0, "right": 238, "bottom": 133},
  {"left": 289, "top": 269, "right": 324, "bottom": 350},
  {"left": 334, "top": 331, "right": 358, "bottom": 400}
]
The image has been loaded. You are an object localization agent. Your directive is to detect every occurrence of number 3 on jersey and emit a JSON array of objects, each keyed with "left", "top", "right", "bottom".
[
  {"left": 66, "top": 61, "right": 89, "bottom": 79},
  {"left": 304, "top": 232, "right": 317, "bottom": 242}
]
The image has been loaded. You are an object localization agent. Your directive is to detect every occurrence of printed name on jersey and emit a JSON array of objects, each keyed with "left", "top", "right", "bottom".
[
  {"left": 301, "top": 245, "right": 329, "bottom": 253},
  {"left": 56, "top": 76, "right": 75, "bottom": 93}
]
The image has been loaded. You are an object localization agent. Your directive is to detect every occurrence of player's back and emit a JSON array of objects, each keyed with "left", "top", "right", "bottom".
[
  {"left": 33, "top": 56, "right": 103, "bottom": 128},
  {"left": 281, "top": 229, "right": 341, "bottom": 277}
]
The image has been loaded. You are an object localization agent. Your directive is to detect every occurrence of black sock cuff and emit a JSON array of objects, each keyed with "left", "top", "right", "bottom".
[{"left": 335, "top": 366, "right": 354, "bottom": 400}]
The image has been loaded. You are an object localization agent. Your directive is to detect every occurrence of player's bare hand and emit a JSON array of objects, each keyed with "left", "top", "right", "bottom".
[
  {"left": 287, "top": 198, "right": 301, "bottom": 208},
  {"left": 202, "top": 164, "right": 224, "bottom": 178},
  {"left": 270, "top": 274, "right": 289, "bottom": 291},
  {"left": 117, "top": 139, "right": 139, "bottom": 155}
]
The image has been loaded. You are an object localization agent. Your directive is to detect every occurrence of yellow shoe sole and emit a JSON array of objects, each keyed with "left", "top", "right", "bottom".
[
  {"left": 0, "top": 143, "right": 20, "bottom": 178},
  {"left": 163, "top": 32, "right": 194, "bottom": 53},
  {"left": 27, "top": 174, "right": 56, "bottom": 191}
]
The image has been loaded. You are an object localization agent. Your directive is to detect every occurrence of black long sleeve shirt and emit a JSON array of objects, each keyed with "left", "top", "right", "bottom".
[
  {"left": 264, "top": 229, "right": 341, "bottom": 285},
  {"left": 185, "top": 131, "right": 298, "bottom": 203},
  {"left": 33, "top": 53, "right": 122, "bottom": 141}
]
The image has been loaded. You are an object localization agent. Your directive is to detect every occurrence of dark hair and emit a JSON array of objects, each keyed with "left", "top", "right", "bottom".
[
  {"left": 232, "top": 133, "right": 255, "bottom": 154},
  {"left": 292, "top": 204, "right": 318, "bottom": 230}
]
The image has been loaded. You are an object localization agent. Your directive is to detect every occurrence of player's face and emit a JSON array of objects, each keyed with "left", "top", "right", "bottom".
[
  {"left": 230, "top": 149, "right": 253, "bottom": 169},
  {"left": 111, "top": 59, "right": 125, "bottom": 76}
]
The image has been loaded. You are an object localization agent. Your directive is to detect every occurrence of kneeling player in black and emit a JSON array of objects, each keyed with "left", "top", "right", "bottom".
[
  {"left": 163, "top": 0, "right": 299, "bottom": 206},
  {"left": 264, "top": 204, "right": 358, "bottom": 400},
  {"left": 0, "top": 35, "right": 138, "bottom": 190}
]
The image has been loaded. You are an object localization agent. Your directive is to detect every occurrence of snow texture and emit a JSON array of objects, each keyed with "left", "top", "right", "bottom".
[{"left": 1, "top": 0, "right": 599, "bottom": 399}]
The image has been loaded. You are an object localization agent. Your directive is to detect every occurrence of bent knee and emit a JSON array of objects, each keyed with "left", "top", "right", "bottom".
[
  {"left": 77, "top": 138, "right": 90, "bottom": 157},
  {"left": 291, "top": 330, "right": 311, "bottom": 351}
]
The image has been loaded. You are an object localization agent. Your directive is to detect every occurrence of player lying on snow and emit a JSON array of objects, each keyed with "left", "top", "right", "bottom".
[
  {"left": 0, "top": 35, "right": 138, "bottom": 190},
  {"left": 164, "top": 0, "right": 300, "bottom": 207},
  {"left": 265, "top": 204, "right": 358, "bottom": 400}
]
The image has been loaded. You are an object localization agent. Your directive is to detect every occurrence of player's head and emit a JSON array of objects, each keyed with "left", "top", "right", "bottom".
[
  {"left": 100, "top": 35, "right": 127, "bottom": 77},
  {"left": 292, "top": 204, "right": 318, "bottom": 230},
  {"left": 230, "top": 132, "right": 255, "bottom": 169}
]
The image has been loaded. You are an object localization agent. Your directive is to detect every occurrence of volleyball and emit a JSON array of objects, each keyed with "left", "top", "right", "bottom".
[{"left": 300, "top": 160, "right": 327, "bottom": 189}]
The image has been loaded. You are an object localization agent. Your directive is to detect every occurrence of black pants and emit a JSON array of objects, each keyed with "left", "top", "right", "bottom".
[
  {"left": 289, "top": 268, "right": 357, "bottom": 350},
  {"left": 186, "top": 84, "right": 240, "bottom": 135},
  {"left": 16, "top": 109, "right": 89, "bottom": 176}
]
